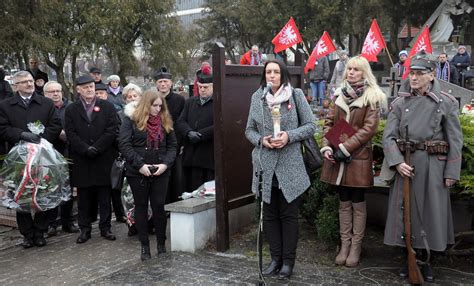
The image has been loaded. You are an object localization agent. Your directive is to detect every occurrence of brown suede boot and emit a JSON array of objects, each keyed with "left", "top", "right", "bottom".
[
  {"left": 345, "top": 202, "right": 366, "bottom": 267},
  {"left": 335, "top": 201, "right": 352, "bottom": 266}
]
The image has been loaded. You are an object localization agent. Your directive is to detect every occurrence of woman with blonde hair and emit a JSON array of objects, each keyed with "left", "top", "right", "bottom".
[
  {"left": 119, "top": 90, "right": 177, "bottom": 261},
  {"left": 320, "top": 56, "right": 386, "bottom": 267}
]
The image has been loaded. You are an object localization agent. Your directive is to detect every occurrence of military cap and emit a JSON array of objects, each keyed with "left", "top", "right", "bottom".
[
  {"left": 196, "top": 65, "right": 213, "bottom": 84},
  {"left": 89, "top": 67, "right": 101, "bottom": 74},
  {"left": 76, "top": 75, "right": 95, "bottom": 86},
  {"left": 95, "top": 83, "right": 107, "bottom": 91},
  {"left": 410, "top": 50, "right": 436, "bottom": 72},
  {"left": 153, "top": 67, "right": 172, "bottom": 81}
]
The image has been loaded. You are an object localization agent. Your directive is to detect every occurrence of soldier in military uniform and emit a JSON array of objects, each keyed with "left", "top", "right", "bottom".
[{"left": 382, "top": 51, "right": 463, "bottom": 283}]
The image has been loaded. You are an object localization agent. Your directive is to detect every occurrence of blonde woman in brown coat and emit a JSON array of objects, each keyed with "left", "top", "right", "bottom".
[{"left": 320, "top": 56, "right": 386, "bottom": 267}]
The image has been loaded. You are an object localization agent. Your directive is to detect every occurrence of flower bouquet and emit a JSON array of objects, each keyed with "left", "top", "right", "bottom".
[
  {"left": 121, "top": 178, "right": 152, "bottom": 226},
  {"left": 0, "top": 121, "right": 70, "bottom": 213}
]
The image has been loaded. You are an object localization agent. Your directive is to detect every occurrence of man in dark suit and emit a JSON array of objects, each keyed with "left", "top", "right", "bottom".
[
  {"left": 26, "top": 57, "right": 49, "bottom": 95},
  {"left": 0, "top": 71, "right": 62, "bottom": 248},
  {"left": 65, "top": 75, "right": 119, "bottom": 244}
]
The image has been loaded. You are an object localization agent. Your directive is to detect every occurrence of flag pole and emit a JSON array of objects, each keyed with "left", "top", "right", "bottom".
[
  {"left": 301, "top": 41, "right": 310, "bottom": 57},
  {"left": 385, "top": 47, "right": 394, "bottom": 66}
]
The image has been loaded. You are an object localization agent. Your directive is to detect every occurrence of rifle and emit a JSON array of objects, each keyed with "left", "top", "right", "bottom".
[{"left": 401, "top": 125, "right": 424, "bottom": 285}]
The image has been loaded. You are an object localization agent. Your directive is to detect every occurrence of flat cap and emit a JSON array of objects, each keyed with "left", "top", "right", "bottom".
[
  {"left": 76, "top": 75, "right": 95, "bottom": 86},
  {"left": 89, "top": 67, "right": 101, "bottom": 74},
  {"left": 153, "top": 67, "right": 172, "bottom": 81},
  {"left": 95, "top": 83, "right": 107, "bottom": 91}
]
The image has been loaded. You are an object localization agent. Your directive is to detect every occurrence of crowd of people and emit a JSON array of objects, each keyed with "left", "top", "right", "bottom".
[
  {"left": 0, "top": 61, "right": 215, "bottom": 261},
  {"left": 0, "top": 46, "right": 467, "bottom": 283}
]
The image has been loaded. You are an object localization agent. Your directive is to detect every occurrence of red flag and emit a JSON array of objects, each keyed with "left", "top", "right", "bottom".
[
  {"left": 272, "top": 17, "right": 303, "bottom": 53},
  {"left": 361, "top": 19, "right": 386, "bottom": 62},
  {"left": 304, "top": 31, "right": 336, "bottom": 74},
  {"left": 401, "top": 26, "right": 432, "bottom": 79}
]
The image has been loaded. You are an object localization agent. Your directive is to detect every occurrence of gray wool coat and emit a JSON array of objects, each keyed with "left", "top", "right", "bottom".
[
  {"left": 382, "top": 78, "right": 463, "bottom": 251},
  {"left": 245, "top": 87, "right": 317, "bottom": 204}
]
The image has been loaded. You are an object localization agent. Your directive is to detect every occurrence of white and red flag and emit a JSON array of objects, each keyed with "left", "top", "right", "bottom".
[
  {"left": 361, "top": 19, "right": 386, "bottom": 62},
  {"left": 272, "top": 17, "right": 303, "bottom": 53},
  {"left": 402, "top": 25, "right": 432, "bottom": 79},
  {"left": 304, "top": 31, "right": 336, "bottom": 74}
]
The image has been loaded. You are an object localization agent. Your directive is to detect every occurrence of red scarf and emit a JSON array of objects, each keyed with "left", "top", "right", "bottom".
[{"left": 146, "top": 114, "right": 164, "bottom": 150}]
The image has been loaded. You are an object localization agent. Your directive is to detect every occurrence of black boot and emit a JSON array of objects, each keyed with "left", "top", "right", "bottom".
[
  {"left": 262, "top": 260, "right": 281, "bottom": 276},
  {"left": 141, "top": 244, "right": 151, "bottom": 261},
  {"left": 278, "top": 264, "right": 294, "bottom": 280},
  {"left": 157, "top": 243, "right": 166, "bottom": 255},
  {"left": 421, "top": 263, "right": 434, "bottom": 283}
]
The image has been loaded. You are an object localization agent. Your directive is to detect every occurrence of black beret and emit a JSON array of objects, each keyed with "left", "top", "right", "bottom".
[
  {"left": 76, "top": 75, "right": 95, "bottom": 86},
  {"left": 89, "top": 67, "right": 101, "bottom": 74},
  {"left": 95, "top": 83, "right": 107, "bottom": 91},
  {"left": 410, "top": 50, "right": 436, "bottom": 72}
]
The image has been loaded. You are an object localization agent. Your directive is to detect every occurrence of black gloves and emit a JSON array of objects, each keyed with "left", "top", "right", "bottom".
[
  {"left": 20, "top": 132, "right": 41, "bottom": 144},
  {"left": 333, "top": 149, "right": 352, "bottom": 163},
  {"left": 86, "top": 146, "right": 99, "bottom": 158},
  {"left": 187, "top": 131, "right": 202, "bottom": 144}
]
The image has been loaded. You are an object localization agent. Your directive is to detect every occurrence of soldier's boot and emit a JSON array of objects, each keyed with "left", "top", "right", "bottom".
[
  {"left": 345, "top": 201, "right": 366, "bottom": 267},
  {"left": 335, "top": 201, "right": 352, "bottom": 266}
]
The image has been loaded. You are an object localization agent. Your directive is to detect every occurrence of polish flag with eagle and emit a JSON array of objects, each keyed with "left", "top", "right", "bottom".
[
  {"left": 272, "top": 17, "right": 303, "bottom": 53},
  {"left": 304, "top": 31, "right": 336, "bottom": 74},
  {"left": 402, "top": 25, "right": 432, "bottom": 79},
  {"left": 361, "top": 19, "right": 386, "bottom": 62}
]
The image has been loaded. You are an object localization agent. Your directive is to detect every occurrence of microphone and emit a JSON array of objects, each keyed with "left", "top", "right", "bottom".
[{"left": 261, "top": 82, "right": 273, "bottom": 99}]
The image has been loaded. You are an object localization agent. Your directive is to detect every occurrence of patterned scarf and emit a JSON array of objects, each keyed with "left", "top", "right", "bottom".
[
  {"left": 436, "top": 62, "right": 450, "bottom": 82},
  {"left": 265, "top": 83, "right": 292, "bottom": 110},
  {"left": 146, "top": 114, "right": 164, "bottom": 150},
  {"left": 340, "top": 80, "right": 366, "bottom": 105}
]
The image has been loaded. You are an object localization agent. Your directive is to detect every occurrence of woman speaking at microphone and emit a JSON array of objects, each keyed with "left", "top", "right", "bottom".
[{"left": 245, "top": 60, "right": 316, "bottom": 279}]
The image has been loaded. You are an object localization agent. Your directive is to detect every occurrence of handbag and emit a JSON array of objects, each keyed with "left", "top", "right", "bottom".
[
  {"left": 110, "top": 154, "right": 126, "bottom": 190},
  {"left": 292, "top": 90, "right": 323, "bottom": 177}
]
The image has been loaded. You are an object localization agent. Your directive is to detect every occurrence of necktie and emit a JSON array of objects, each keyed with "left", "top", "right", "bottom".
[{"left": 23, "top": 98, "right": 31, "bottom": 107}]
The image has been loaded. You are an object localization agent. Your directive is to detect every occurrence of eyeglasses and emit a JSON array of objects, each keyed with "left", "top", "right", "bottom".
[
  {"left": 45, "top": 89, "right": 62, "bottom": 94},
  {"left": 15, "top": 80, "right": 34, "bottom": 85}
]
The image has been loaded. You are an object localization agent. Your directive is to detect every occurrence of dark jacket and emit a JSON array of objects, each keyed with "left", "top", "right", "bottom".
[
  {"left": 118, "top": 105, "right": 177, "bottom": 177},
  {"left": 0, "top": 81, "right": 14, "bottom": 102},
  {"left": 107, "top": 87, "right": 124, "bottom": 111},
  {"left": 52, "top": 98, "right": 70, "bottom": 155},
  {"left": 451, "top": 52, "right": 471, "bottom": 71},
  {"left": 0, "top": 92, "right": 61, "bottom": 149},
  {"left": 165, "top": 91, "right": 185, "bottom": 145},
  {"left": 65, "top": 97, "right": 119, "bottom": 188},
  {"left": 177, "top": 96, "right": 214, "bottom": 170},
  {"left": 26, "top": 68, "right": 49, "bottom": 95}
]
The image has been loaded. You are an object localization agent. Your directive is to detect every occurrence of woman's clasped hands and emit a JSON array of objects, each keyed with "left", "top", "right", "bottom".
[
  {"left": 139, "top": 164, "right": 168, "bottom": 177},
  {"left": 261, "top": 132, "right": 289, "bottom": 149}
]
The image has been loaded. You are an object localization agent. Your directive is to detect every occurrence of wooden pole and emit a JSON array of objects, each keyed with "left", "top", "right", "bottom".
[{"left": 385, "top": 47, "right": 394, "bottom": 66}]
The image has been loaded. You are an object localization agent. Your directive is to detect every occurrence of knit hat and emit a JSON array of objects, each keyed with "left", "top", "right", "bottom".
[
  {"left": 458, "top": 45, "right": 466, "bottom": 51},
  {"left": 399, "top": 50, "right": 408, "bottom": 57},
  {"left": 153, "top": 67, "right": 172, "bottom": 81},
  {"left": 196, "top": 65, "right": 213, "bottom": 84},
  {"left": 106, "top": 74, "right": 120, "bottom": 83}
]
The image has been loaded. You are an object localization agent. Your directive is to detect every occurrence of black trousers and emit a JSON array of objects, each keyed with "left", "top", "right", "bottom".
[
  {"left": 77, "top": 186, "right": 111, "bottom": 233},
  {"left": 263, "top": 187, "right": 302, "bottom": 266},
  {"left": 48, "top": 199, "right": 75, "bottom": 228},
  {"left": 338, "top": 186, "right": 366, "bottom": 203},
  {"left": 128, "top": 174, "right": 169, "bottom": 245},
  {"left": 166, "top": 153, "right": 184, "bottom": 204},
  {"left": 111, "top": 188, "right": 125, "bottom": 218},
  {"left": 17, "top": 210, "right": 50, "bottom": 239},
  {"left": 183, "top": 166, "right": 214, "bottom": 193}
]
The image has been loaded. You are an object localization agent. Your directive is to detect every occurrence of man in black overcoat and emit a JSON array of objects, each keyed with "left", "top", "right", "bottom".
[
  {"left": 177, "top": 69, "right": 214, "bottom": 192},
  {"left": 0, "top": 71, "right": 61, "bottom": 248},
  {"left": 154, "top": 68, "right": 185, "bottom": 202},
  {"left": 65, "top": 75, "right": 119, "bottom": 244}
]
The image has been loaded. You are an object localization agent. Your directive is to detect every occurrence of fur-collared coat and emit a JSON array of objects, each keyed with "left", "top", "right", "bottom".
[
  {"left": 245, "top": 87, "right": 316, "bottom": 204},
  {"left": 320, "top": 88, "right": 382, "bottom": 187}
]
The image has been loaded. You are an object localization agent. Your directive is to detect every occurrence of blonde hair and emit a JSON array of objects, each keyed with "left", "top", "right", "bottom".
[
  {"left": 131, "top": 89, "right": 173, "bottom": 133},
  {"left": 342, "top": 56, "right": 387, "bottom": 110}
]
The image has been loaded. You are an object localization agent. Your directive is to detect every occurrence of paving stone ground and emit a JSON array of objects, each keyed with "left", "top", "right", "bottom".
[{"left": 0, "top": 218, "right": 473, "bottom": 285}]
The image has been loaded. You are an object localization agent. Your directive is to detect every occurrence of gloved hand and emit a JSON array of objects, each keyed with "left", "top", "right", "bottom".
[
  {"left": 86, "top": 146, "right": 99, "bottom": 158},
  {"left": 187, "top": 131, "right": 202, "bottom": 144},
  {"left": 333, "top": 149, "right": 352, "bottom": 163},
  {"left": 20, "top": 132, "right": 41, "bottom": 144}
]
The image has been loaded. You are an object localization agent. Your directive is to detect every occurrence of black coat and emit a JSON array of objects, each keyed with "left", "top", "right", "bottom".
[
  {"left": 119, "top": 114, "right": 177, "bottom": 177},
  {"left": 177, "top": 96, "right": 214, "bottom": 170},
  {"left": 65, "top": 98, "right": 119, "bottom": 188},
  {"left": 165, "top": 92, "right": 185, "bottom": 146},
  {"left": 0, "top": 93, "right": 61, "bottom": 150}
]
